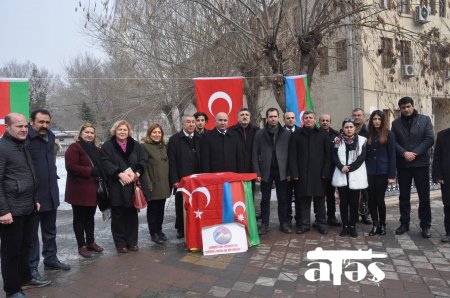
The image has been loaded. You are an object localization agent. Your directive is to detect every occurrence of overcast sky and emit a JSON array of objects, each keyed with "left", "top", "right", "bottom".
[{"left": 0, "top": 0, "right": 106, "bottom": 76}]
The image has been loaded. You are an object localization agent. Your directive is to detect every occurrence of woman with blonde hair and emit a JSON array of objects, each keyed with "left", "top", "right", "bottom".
[
  {"left": 65, "top": 123, "right": 104, "bottom": 258},
  {"left": 101, "top": 120, "right": 149, "bottom": 253},
  {"left": 141, "top": 124, "right": 171, "bottom": 244}
]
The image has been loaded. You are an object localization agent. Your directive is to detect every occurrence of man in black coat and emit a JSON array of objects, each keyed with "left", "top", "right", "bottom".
[
  {"left": 319, "top": 113, "right": 341, "bottom": 226},
  {"left": 194, "top": 111, "right": 208, "bottom": 136},
  {"left": 27, "top": 109, "right": 70, "bottom": 280},
  {"left": 1, "top": 113, "right": 50, "bottom": 298},
  {"left": 433, "top": 127, "right": 450, "bottom": 242},
  {"left": 253, "top": 108, "right": 292, "bottom": 235},
  {"left": 200, "top": 112, "right": 243, "bottom": 173},
  {"left": 283, "top": 112, "right": 299, "bottom": 227},
  {"left": 392, "top": 97, "right": 435, "bottom": 238},
  {"left": 289, "top": 111, "right": 331, "bottom": 234},
  {"left": 168, "top": 115, "right": 201, "bottom": 238}
]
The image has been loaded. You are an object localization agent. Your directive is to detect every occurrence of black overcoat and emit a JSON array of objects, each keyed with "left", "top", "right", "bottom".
[
  {"left": 432, "top": 127, "right": 450, "bottom": 205},
  {"left": 200, "top": 129, "right": 244, "bottom": 173},
  {"left": 101, "top": 136, "right": 149, "bottom": 207},
  {"left": 230, "top": 124, "right": 259, "bottom": 173},
  {"left": 167, "top": 131, "right": 201, "bottom": 185},
  {"left": 289, "top": 127, "right": 331, "bottom": 197}
]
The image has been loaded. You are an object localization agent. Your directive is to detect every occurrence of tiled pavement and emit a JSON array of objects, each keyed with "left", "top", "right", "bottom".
[{"left": 7, "top": 190, "right": 450, "bottom": 298}]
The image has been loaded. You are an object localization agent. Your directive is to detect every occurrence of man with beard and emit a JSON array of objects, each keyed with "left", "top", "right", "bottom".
[
  {"left": 392, "top": 97, "right": 434, "bottom": 238},
  {"left": 168, "top": 115, "right": 201, "bottom": 239},
  {"left": 27, "top": 109, "right": 70, "bottom": 282}
]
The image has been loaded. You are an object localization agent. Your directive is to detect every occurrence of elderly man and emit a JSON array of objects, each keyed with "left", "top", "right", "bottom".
[
  {"left": 27, "top": 109, "right": 70, "bottom": 282},
  {"left": 200, "top": 112, "right": 243, "bottom": 173},
  {"left": 392, "top": 97, "right": 434, "bottom": 238},
  {"left": 168, "top": 115, "right": 201, "bottom": 239},
  {"left": 319, "top": 113, "right": 341, "bottom": 226},
  {"left": 253, "top": 108, "right": 292, "bottom": 235},
  {"left": 289, "top": 111, "right": 330, "bottom": 234},
  {"left": 1, "top": 113, "right": 50, "bottom": 298}
]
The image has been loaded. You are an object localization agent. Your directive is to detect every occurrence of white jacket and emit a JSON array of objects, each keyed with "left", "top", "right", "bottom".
[{"left": 332, "top": 135, "right": 368, "bottom": 189}]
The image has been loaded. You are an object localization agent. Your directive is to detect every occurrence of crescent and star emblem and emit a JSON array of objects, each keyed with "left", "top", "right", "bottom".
[
  {"left": 233, "top": 201, "right": 246, "bottom": 222},
  {"left": 177, "top": 187, "right": 211, "bottom": 219},
  {"left": 208, "top": 91, "right": 233, "bottom": 115}
]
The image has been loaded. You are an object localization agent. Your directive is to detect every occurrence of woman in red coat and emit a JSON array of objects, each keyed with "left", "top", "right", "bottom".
[{"left": 65, "top": 123, "right": 104, "bottom": 258}]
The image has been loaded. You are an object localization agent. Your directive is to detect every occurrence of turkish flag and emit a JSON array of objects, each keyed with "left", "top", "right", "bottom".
[{"left": 194, "top": 77, "right": 244, "bottom": 130}]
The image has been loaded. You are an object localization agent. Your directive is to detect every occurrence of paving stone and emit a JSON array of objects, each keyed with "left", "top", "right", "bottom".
[
  {"left": 231, "top": 281, "right": 253, "bottom": 292},
  {"left": 206, "top": 286, "right": 231, "bottom": 297}
]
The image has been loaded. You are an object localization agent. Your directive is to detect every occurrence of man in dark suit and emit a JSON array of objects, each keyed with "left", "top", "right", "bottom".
[
  {"left": 283, "top": 112, "right": 299, "bottom": 227},
  {"left": 392, "top": 97, "right": 434, "bottom": 238},
  {"left": 27, "top": 109, "right": 70, "bottom": 281},
  {"left": 200, "top": 112, "right": 243, "bottom": 173},
  {"left": 168, "top": 115, "right": 201, "bottom": 238},
  {"left": 253, "top": 108, "right": 292, "bottom": 235}
]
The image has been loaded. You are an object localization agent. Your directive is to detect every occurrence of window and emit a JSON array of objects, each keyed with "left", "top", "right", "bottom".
[
  {"left": 397, "top": 0, "right": 410, "bottom": 13},
  {"left": 439, "top": 0, "right": 447, "bottom": 17},
  {"left": 319, "top": 47, "right": 329, "bottom": 75},
  {"left": 381, "top": 38, "right": 394, "bottom": 68},
  {"left": 430, "top": 0, "right": 437, "bottom": 15},
  {"left": 430, "top": 44, "right": 443, "bottom": 70},
  {"left": 400, "top": 40, "right": 412, "bottom": 65},
  {"left": 336, "top": 40, "right": 347, "bottom": 72},
  {"left": 380, "top": 0, "right": 391, "bottom": 8}
]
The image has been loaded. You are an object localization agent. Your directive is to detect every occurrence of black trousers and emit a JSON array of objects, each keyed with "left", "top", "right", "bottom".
[
  {"left": 397, "top": 167, "right": 431, "bottom": 229},
  {"left": 444, "top": 205, "right": 450, "bottom": 235},
  {"left": 175, "top": 192, "right": 184, "bottom": 232},
  {"left": 111, "top": 206, "right": 138, "bottom": 248},
  {"left": 1, "top": 214, "right": 34, "bottom": 296},
  {"left": 286, "top": 180, "right": 296, "bottom": 222},
  {"left": 147, "top": 199, "right": 166, "bottom": 235},
  {"left": 260, "top": 171, "right": 287, "bottom": 225},
  {"left": 29, "top": 209, "right": 58, "bottom": 268},
  {"left": 338, "top": 187, "right": 360, "bottom": 227},
  {"left": 297, "top": 196, "right": 326, "bottom": 229},
  {"left": 72, "top": 205, "right": 97, "bottom": 248},
  {"left": 368, "top": 175, "right": 388, "bottom": 225},
  {"left": 324, "top": 178, "right": 337, "bottom": 219}
]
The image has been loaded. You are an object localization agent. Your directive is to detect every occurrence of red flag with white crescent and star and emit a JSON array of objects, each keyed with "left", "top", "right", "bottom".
[{"left": 194, "top": 77, "right": 244, "bottom": 130}]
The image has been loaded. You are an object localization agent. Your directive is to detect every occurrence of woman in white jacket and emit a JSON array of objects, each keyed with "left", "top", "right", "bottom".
[{"left": 332, "top": 118, "right": 368, "bottom": 238}]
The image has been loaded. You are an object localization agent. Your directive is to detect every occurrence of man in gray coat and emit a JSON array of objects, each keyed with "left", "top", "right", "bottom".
[
  {"left": 253, "top": 108, "right": 292, "bottom": 235},
  {"left": 0, "top": 113, "right": 50, "bottom": 298},
  {"left": 392, "top": 97, "right": 434, "bottom": 238}
]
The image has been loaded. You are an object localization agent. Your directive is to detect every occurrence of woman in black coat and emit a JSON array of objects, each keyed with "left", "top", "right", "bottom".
[
  {"left": 432, "top": 127, "right": 450, "bottom": 242},
  {"left": 101, "top": 120, "right": 149, "bottom": 253}
]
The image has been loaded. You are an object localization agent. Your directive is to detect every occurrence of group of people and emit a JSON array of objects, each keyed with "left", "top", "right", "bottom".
[{"left": 1, "top": 95, "right": 449, "bottom": 297}]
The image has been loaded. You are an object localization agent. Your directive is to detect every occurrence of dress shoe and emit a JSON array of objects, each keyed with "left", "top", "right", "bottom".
[
  {"left": 22, "top": 278, "right": 51, "bottom": 290},
  {"left": 369, "top": 225, "right": 378, "bottom": 236},
  {"left": 128, "top": 245, "right": 139, "bottom": 252},
  {"left": 377, "top": 224, "right": 387, "bottom": 236},
  {"left": 349, "top": 226, "right": 358, "bottom": 238},
  {"left": 176, "top": 230, "right": 184, "bottom": 239},
  {"left": 151, "top": 233, "right": 164, "bottom": 244},
  {"left": 279, "top": 223, "right": 293, "bottom": 234},
  {"left": 44, "top": 260, "right": 71, "bottom": 271},
  {"left": 30, "top": 268, "right": 41, "bottom": 280},
  {"left": 339, "top": 226, "right": 349, "bottom": 237},
  {"left": 7, "top": 291, "right": 27, "bottom": 298},
  {"left": 327, "top": 218, "right": 342, "bottom": 226},
  {"left": 258, "top": 223, "right": 270, "bottom": 235},
  {"left": 87, "top": 242, "right": 104, "bottom": 252},
  {"left": 312, "top": 221, "right": 318, "bottom": 228},
  {"left": 395, "top": 223, "right": 409, "bottom": 235},
  {"left": 360, "top": 215, "right": 372, "bottom": 225},
  {"left": 421, "top": 227, "right": 431, "bottom": 238},
  {"left": 318, "top": 227, "right": 328, "bottom": 235},
  {"left": 158, "top": 231, "right": 168, "bottom": 241},
  {"left": 296, "top": 226, "right": 310, "bottom": 234},
  {"left": 78, "top": 245, "right": 92, "bottom": 258},
  {"left": 117, "top": 246, "right": 128, "bottom": 253},
  {"left": 441, "top": 235, "right": 450, "bottom": 243}
]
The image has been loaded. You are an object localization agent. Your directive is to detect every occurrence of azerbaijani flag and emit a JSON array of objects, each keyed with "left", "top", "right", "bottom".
[
  {"left": 285, "top": 75, "right": 314, "bottom": 127},
  {"left": 0, "top": 79, "right": 29, "bottom": 136}
]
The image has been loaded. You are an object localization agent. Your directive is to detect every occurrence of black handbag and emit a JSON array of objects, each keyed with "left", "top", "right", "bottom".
[{"left": 96, "top": 177, "right": 110, "bottom": 211}]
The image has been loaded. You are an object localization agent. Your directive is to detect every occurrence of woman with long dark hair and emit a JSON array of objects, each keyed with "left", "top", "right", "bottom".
[
  {"left": 101, "top": 120, "right": 149, "bottom": 253},
  {"left": 141, "top": 124, "right": 171, "bottom": 244},
  {"left": 65, "top": 123, "right": 104, "bottom": 258},
  {"left": 366, "top": 110, "right": 396, "bottom": 236},
  {"left": 332, "top": 118, "right": 368, "bottom": 238}
]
